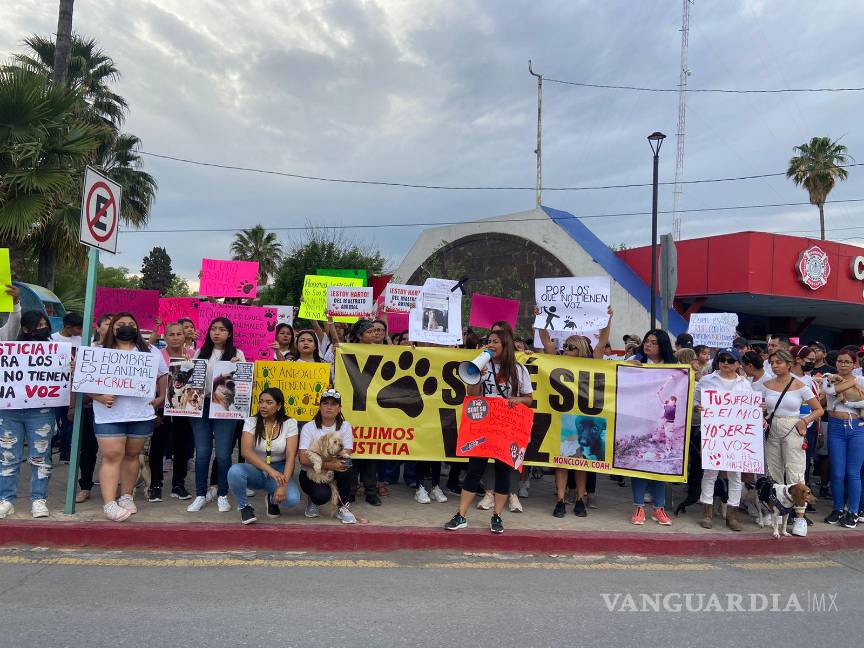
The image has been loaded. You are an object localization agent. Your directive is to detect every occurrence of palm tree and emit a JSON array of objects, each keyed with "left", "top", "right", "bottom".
[
  {"left": 786, "top": 137, "right": 851, "bottom": 240},
  {"left": 52, "top": 1, "right": 75, "bottom": 86},
  {"left": 97, "top": 133, "right": 157, "bottom": 227},
  {"left": 231, "top": 225, "right": 284, "bottom": 285}
]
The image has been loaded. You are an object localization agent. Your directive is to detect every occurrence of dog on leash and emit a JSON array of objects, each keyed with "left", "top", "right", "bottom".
[
  {"left": 753, "top": 476, "right": 815, "bottom": 539},
  {"left": 304, "top": 432, "right": 351, "bottom": 512}
]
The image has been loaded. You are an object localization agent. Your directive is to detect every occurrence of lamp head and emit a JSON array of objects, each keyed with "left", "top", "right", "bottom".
[{"left": 647, "top": 131, "right": 666, "bottom": 155}]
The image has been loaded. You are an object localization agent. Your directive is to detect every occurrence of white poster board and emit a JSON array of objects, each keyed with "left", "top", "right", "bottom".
[
  {"left": 164, "top": 359, "right": 207, "bottom": 418},
  {"left": 209, "top": 360, "right": 254, "bottom": 420},
  {"left": 688, "top": 313, "right": 739, "bottom": 348},
  {"left": 700, "top": 388, "right": 765, "bottom": 473},
  {"left": 0, "top": 341, "right": 73, "bottom": 409},
  {"left": 533, "top": 276, "right": 611, "bottom": 333},
  {"left": 72, "top": 346, "right": 157, "bottom": 398},
  {"left": 408, "top": 278, "right": 463, "bottom": 346},
  {"left": 383, "top": 284, "right": 422, "bottom": 313},
  {"left": 263, "top": 305, "right": 294, "bottom": 327},
  {"left": 326, "top": 286, "right": 374, "bottom": 320}
]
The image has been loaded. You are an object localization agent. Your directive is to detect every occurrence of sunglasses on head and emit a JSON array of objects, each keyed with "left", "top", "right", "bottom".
[{"left": 563, "top": 343, "right": 581, "bottom": 351}]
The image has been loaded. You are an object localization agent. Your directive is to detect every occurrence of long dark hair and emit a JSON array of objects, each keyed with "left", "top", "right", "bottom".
[
  {"left": 634, "top": 329, "right": 676, "bottom": 364},
  {"left": 101, "top": 312, "right": 151, "bottom": 352},
  {"left": 17, "top": 311, "right": 50, "bottom": 341},
  {"left": 314, "top": 397, "right": 345, "bottom": 430},
  {"left": 294, "top": 330, "right": 323, "bottom": 362},
  {"left": 490, "top": 328, "right": 521, "bottom": 396},
  {"left": 93, "top": 313, "right": 113, "bottom": 345},
  {"left": 254, "top": 387, "right": 288, "bottom": 446},
  {"left": 198, "top": 317, "right": 238, "bottom": 360},
  {"left": 274, "top": 323, "right": 295, "bottom": 356}
]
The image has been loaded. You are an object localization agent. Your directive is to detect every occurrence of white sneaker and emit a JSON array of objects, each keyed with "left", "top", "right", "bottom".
[
  {"left": 518, "top": 482, "right": 529, "bottom": 498},
  {"left": 429, "top": 485, "right": 448, "bottom": 503},
  {"left": 0, "top": 500, "right": 14, "bottom": 518},
  {"left": 791, "top": 517, "right": 808, "bottom": 537},
  {"left": 304, "top": 500, "right": 320, "bottom": 518},
  {"left": 337, "top": 504, "right": 357, "bottom": 524},
  {"left": 415, "top": 485, "right": 431, "bottom": 504},
  {"left": 186, "top": 496, "right": 207, "bottom": 512},
  {"left": 103, "top": 501, "right": 131, "bottom": 522},
  {"left": 31, "top": 500, "right": 49, "bottom": 518},
  {"left": 117, "top": 494, "right": 137, "bottom": 515},
  {"left": 509, "top": 493, "right": 523, "bottom": 513},
  {"left": 477, "top": 491, "right": 495, "bottom": 510},
  {"left": 217, "top": 495, "right": 231, "bottom": 512},
  {"left": 246, "top": 488, "right": 255, "bottom": 497},
  {"left": 205, "top": 485, "right": 218, "bottom": 503}
]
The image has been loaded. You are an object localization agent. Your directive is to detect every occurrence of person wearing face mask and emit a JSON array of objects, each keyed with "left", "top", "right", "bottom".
[
  {"left": 86, "top": 313, "right": 168, "bottom": 522},
  {"left": 0, "top": 312, "right": 62, "bottom": 520}
]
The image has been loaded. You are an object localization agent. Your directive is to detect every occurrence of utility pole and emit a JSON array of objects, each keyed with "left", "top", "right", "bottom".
[{"left": 529, "top": 60, "right": 543, "bottom": 208}]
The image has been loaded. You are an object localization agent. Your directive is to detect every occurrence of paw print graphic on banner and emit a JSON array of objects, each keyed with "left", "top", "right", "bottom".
[
  {"left": 238, "top": 280, "right": 255, "bottom": 295},
  {"left": 376, "top": 350, "right": 438, "bottom": 418}
]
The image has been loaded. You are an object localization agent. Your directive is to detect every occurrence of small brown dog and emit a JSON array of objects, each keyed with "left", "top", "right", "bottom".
[
  {"left": 825, "top": 374, "right": 864, "bottom": 403},
  {"left": 304, "top": 432, "right": 351, "bottom": 512},
  {"left": 755, "top": 477, "right": 816, "bottom": 539}
]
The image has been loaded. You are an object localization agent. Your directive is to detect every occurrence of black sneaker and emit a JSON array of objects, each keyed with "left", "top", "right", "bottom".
[
  {"left": 841, "top": 511, "right": 858, "bottom": 529},
  {"left": 446, "top": 479, "right": 462, "bottom": 495},
  {"left": 240, "top": 505, "right": 257, "bottom": 525},
  {"left": 444, "top": 513, "right": 467, "bottom": 530},
  {"left": 806, "top": 502, "right": 816, "bottom": 512},
  {"left": 818, "top": 485, "right": 832, "bottom": 500},
  {"left": 365, "top": 493, "right": 382, "bottom": 506},
  {"left": 824, "top": 509, "right": 843, "bottom": 525},
  {"left": 553, "top": 500, "right": 566, "bottom": 518},
  {"left": 573, "top": 499, "right": 588, "bottom": 517},
  {"left": 858, "top": 510, "right": 864, "bottom": 523},
  {"left": 170, "top": 485, "right": 192, "bottom": 500},
  {"left": 147, "top": 486, "right": 162, "bottom": 503},
  {"left": 266, "top": 495, "right": 281, "bottom": 518},
  {"left": 490, "top": 513, "right": 504, "bottom": 534}
]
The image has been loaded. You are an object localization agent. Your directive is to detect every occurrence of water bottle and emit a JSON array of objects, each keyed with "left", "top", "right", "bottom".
[{"left": 799, "top": 403, "right": 811, "bottom": 449}]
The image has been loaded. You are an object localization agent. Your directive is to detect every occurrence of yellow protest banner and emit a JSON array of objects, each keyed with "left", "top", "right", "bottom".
[
  {"left": 298, "top": 275, "right": 364, "bottom": 323},
  {"left": 0, "top": 249, "right": 12, "bottom": 312},
  {"left": 252, "top": 361, "right": 331, "bottom": 421},
  {"left": 335, "top": 344, "right": 694, "bottom": 482}
]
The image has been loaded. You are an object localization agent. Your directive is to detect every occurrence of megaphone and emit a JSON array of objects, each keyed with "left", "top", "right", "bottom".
[{"left": 458, "top": 349, "right": 493, "bottom": 385}]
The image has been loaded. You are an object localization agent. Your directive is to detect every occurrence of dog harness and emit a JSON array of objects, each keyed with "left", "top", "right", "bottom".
[{"left": 769, "top": 485, "right": 796, "bottom": 518}]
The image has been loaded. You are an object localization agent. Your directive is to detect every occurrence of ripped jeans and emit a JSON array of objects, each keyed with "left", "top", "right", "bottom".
[{"left": 0, "top": 408, "right": 56, "bottom": 503}]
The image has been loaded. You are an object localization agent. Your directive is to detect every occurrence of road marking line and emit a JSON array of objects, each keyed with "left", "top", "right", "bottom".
[
  {"left": 731, "top": 560, "right": 843, "bottom": 570},
  {"left": 420, "top": 561, "right": 720, "bottom": 571}
]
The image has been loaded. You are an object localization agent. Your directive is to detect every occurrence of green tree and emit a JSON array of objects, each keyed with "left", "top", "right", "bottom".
[
  {"left": 139, "top": 246, "right": 174, "bottom": 293},
  {"left": 231, "top": 225, "right": 284, "bottom": 285},
  {"left": 98, "top": 264, "right": 138, "bottom": 288},
  {"left": 261, "top": 228, "right": 386, "bottom": 308},
  {"left": 164, "top": 274, "right": 190, "bottom": 297},
  {"left": 787, "top": 137, "right": 851, "bottom": 240},
  {"left": 98, "top": 132, "right": 156, "bottom": 227}
]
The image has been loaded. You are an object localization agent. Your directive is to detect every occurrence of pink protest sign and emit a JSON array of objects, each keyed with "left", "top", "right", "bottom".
[
  {"left": 387, "top": 312, "right": 409, "bottom": 334},
  {"left": 199, "top": 259, "right": 259, "bottom": 298},
  {"left": 158, "top": 297, "right": 200, "bottom": 331},
  {"left": 197, "top": 302, "right": 275, "bottom": 361},
  {"left": 95, "top": 287, "right": 160, "bottom": 330},
  {"left": 469, "top": 293, "right": 520, "bottom": 330}
]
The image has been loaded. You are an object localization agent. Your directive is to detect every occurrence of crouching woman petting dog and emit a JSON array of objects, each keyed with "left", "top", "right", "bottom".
[
  {"left": 227, "top": 388, "right": 301, "bottom": 525},
  {"left": 298, "top": 390, "right": 358, "bottom": 524}
]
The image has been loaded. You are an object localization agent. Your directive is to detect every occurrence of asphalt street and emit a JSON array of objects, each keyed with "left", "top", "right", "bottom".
[{"left": 0, "top": 548, "right": 861, "bottom": 648}]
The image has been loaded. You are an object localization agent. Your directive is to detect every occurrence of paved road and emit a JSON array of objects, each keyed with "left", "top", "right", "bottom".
[{"left": 0, "top": 548, "right": 861, "bottom": 647}]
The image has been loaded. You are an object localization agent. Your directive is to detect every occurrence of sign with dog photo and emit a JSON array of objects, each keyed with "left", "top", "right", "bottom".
[
  {"left": 208, "top": 360, "right": 254, "bottom": 420},
  {"left": 164, "top": 359, "right": 207, "bottom": 418}
]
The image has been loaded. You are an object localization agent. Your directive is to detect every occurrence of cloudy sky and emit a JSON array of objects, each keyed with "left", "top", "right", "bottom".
[{"left": 3, "top": 1, "right": 863, "bottom": 284}]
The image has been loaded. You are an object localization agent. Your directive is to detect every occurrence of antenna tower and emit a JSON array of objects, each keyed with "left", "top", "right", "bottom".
[{"left": 671, "top": 0, "right": 692, "bottom": 240}]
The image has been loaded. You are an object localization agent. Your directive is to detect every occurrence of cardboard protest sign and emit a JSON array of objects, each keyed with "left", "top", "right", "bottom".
[
  {"left": 688, "top": 313, "right": 739, "bottom": 348},
  {"left": 317, "top": 268, "right": 367, "bottom": 286},
  {"left": 0, "top": 249, "right": 12, "bottom": 312},
  {"left": 72, "top": 346, "right": 158, "bottom": 398},
  {"left": 197, "top": 302, "right": 274, "bottom": 361},
  {"left": 326, "top": 286, "right": 374, "bottom": 321},
  {"left": 407, "top": 277, "right": 463, "bottom": 346},
  {"left": 700, "top": 389, "right": 764, "bottom": 473},
  {"left": 383, "top": 283, "right": 421, "bottom": 313},
  {"left": 95, "top": 287, "right": 160, "bottom": 330},
  {"left": 209, "top": 360, "right": 254, "bottom": 420},
  {"left": 199, "top": 258, "right": 259, "bottom": 298},
  {"left": 298, "top": 275, "right": 364, "bottom": 322},
  {"left": 0, "top": 341, "right": 73, "bottom": 409},
  {"left": 158, "top": 297, "right": 200, "bottom": 330},
  {"left": 387, "top": 312, "right": 409, "bottom": 335},
  {"left": 533, "top": 276, "right": 610, "bottom": 333},
  {"left": 263, "top": 305, "right": 294, "bottom": 327},
  {"left": 252, "top": 361, "right": 331, "bottom": 421},
  {"left": 164, "top": 359, "right": 207, "bottom": 417},
  {"left": 456, "top": 397, "right": 534, "bottom": 471},
  {"left": 469, "top": 293, "right": 520, "bottom": 330}
]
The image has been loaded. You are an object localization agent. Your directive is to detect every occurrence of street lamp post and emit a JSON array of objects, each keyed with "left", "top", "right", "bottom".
[{"left": 647, "top": 131, "right": 666, "bottom": 330}]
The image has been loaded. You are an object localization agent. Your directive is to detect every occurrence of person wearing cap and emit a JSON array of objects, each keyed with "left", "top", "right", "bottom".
[
  {"left": 693, "top": 347, "right": 753, "bottom": 531},
  {"left": 732, "top": 337, "right": 750, "bottom": 353},
  {"left": 806, "top": 340, "right": 835, "bottom": 376},
  {"left": 298, "top": 389, "right": 357, "bottom": 523},
  {"left": 675, "top": 333, "right": 694, "bottom": 351}
]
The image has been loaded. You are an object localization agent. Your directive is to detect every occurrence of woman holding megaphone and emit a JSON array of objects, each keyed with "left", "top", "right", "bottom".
[{"left": 444, "top": 328, "right": 533, "bottom": 534}]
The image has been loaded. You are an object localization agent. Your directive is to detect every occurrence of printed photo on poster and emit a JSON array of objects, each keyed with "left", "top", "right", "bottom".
[
  {"left": 422, "top": 294, "right": 449, "bottom": 333},
  {"left": 164, "top": 359, "right": 207, "bottom": 417},
  {"left": 612, "top": 366, "right": 690, "bottom": 476},
  {"left": 560, "top": 414, "right": 606, "bottom": 461},
  {"left": 209, "top": 360, "right": 254, "bottom": 420}
]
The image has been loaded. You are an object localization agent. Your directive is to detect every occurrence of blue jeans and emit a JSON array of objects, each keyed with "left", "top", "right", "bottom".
[
  {"left": 827, "top": 416, "right": 864, "bottom": 513},
  {"left": 0, "top": 408, "right": 56, "bottom": 503},
  {"left": 93, "top": 420, "right": 155, "bottom": 438},
  {"left": 631, "top": 477, "right": 666, "bottom": 508},
  {"left": 227, "top": 461, "right": 300, "bottom": 510},
  {"left": 191, "top": 407, "right": 236, "bottom": 497}
]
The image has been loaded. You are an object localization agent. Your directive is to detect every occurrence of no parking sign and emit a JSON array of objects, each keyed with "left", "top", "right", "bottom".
[{"left": 79, "top": 166, "right": 122, "bottom": 254}]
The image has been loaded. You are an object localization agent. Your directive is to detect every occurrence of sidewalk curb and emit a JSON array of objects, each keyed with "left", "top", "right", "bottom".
[{"left": 2, "top": 521, "right": 863, "bottom": 555}]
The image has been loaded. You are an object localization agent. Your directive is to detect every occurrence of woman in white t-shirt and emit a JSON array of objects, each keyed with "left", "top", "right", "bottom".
[
  {"left": 444, "top": 328, "right": 533, "bottom": 535},
  {"left": 758, "top": 349, "right": 823, "bottom": 487},
  {"left": 88, "top": 313, "right": 168, "bottom": 522},
  {"left": 227, "top": 388, "right": 300, "bottom": 524}
]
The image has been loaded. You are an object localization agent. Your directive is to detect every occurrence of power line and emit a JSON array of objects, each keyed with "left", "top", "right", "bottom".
[
  {"left": 119, "top": 197, "right": 864, "bottom": 234},
  {"left": 545, "top": 77, "right": 864, "bottom": 93},
  {"left": 140, "top": 150, "right": 863, "bottom": 192}
]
